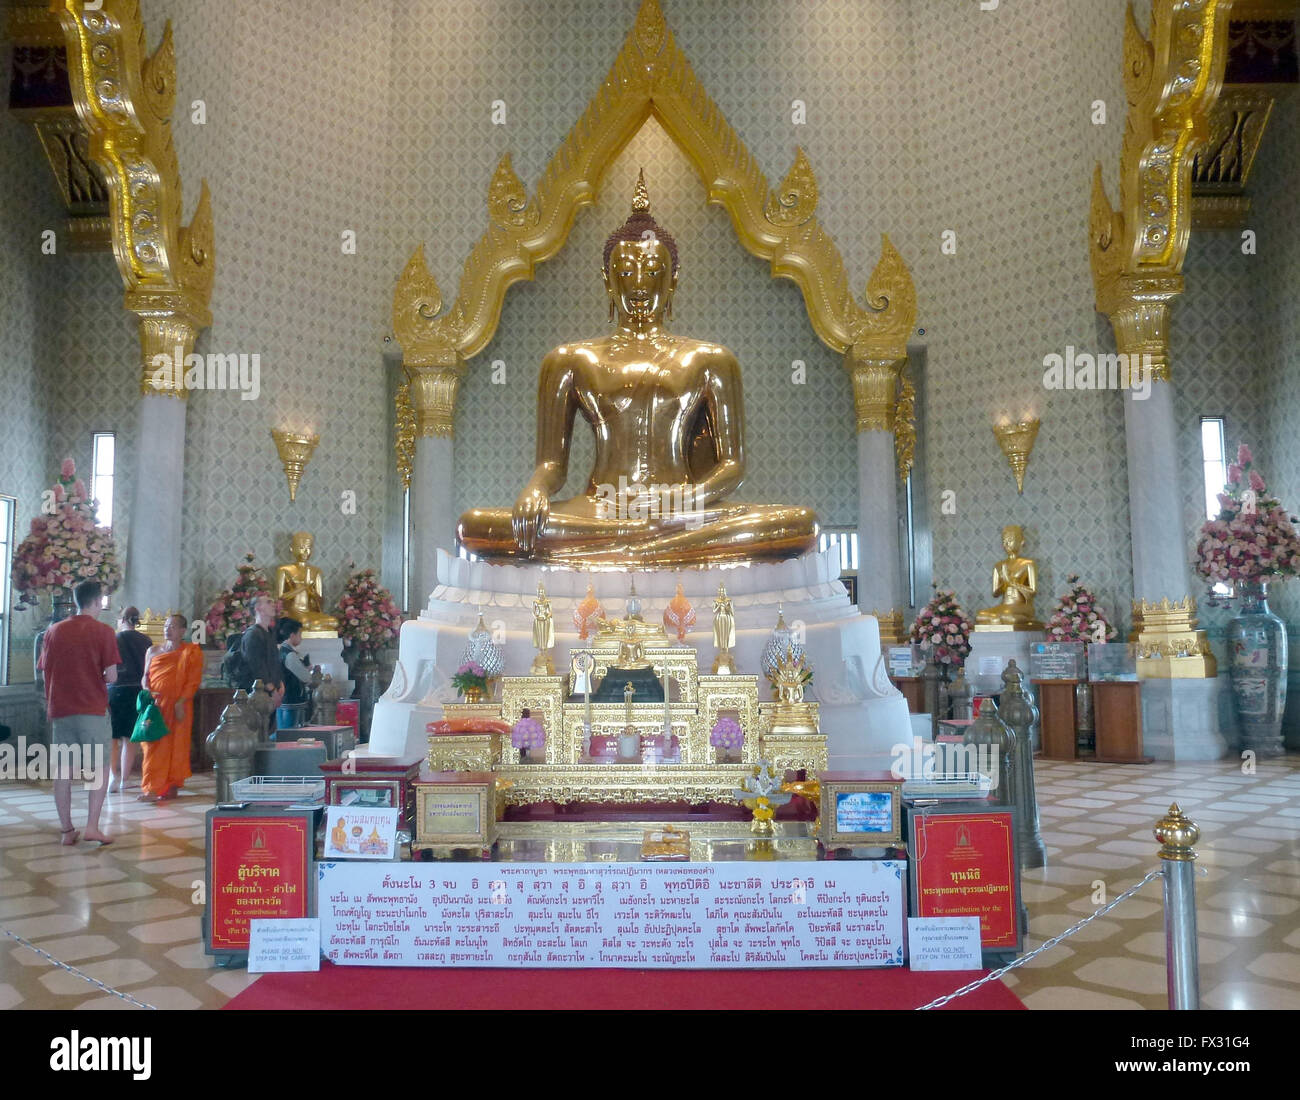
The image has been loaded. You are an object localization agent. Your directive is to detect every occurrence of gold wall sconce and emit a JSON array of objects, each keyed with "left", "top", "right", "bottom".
[
  {"left": 271, "top": 428, "right": 319, "bottom": 502},
  {"left": 993, "top": 417, "right": 1039, "bottom": 494}
]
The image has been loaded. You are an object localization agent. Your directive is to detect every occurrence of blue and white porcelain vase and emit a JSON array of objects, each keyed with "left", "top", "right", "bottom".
[{"left": 1226, "top": 580, "right": 1288, "bottom": 757}]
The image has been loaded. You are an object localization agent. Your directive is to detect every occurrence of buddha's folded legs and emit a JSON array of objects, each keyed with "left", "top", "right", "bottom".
[{"left": 457, "top": 502, "right": 817, "bottom": 566}]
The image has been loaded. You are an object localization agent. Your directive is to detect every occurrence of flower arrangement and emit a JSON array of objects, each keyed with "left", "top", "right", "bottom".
[
  {"left": 336, "top": 567, "right": 402, "bottom": 654},
  {"left": 909, "top": 587, "right": 973, "bottom": 666},
  {"left": 1194, "top": 444, "right": 1300, "bottom": 589},
  {"left": 511, "top": 708, "right": 546, "bottom": 753},
  {"left": 709, "top": 715, "right": 744, "bottom": 751},
  {"left": 11, "top": 458, "right": 121, "bottom": 608},
  {"left": 204, "top": 552, "right": 272, "bottom": 644},
  {"left": 452, "top": 661, "right": 488, "bottom": 699},
  {"left": 1047, "top": 574, "right": 1118, "bottom": 643}
]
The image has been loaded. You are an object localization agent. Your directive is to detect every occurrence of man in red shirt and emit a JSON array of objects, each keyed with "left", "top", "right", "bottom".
[{"left": 38, "top": 579, "right": 121, "bottom": 846}]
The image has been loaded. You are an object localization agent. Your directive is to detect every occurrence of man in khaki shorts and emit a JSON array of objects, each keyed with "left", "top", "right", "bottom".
[{"left": 38, "top": 579, "right": 121, "bottom": 846}]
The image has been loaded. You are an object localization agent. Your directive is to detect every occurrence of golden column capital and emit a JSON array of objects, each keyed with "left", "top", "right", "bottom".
[
  {"left": 135, "top": 310, "right": 204, "bottom": 399},
  {"left": 846, "top": 350, "right": 904, "bottom": 433},
  {"left": 1096, "top": 275, "right": 1182, "bottom": 384},
  {"left": 406, "top": 358, "right": 465, "bottom": 438}
]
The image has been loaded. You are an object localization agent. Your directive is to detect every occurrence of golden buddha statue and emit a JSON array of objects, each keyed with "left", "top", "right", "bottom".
[
  {"left": 457, "top": 171, "right": 818, "bottom": 567},
  {"left": 274, "top": 531, "right": 338, "bottom": 635},
  {"left": 974, "top": 524, "right": 1044, "bottom": 631}
]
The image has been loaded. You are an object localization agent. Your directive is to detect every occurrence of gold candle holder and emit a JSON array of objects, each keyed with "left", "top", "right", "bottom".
[
  {"left": 993, "top": 418, "right": 1040, "bottom": 494},
  {"left": 271, "top": 428, "right": 319, "bottom": 502}
]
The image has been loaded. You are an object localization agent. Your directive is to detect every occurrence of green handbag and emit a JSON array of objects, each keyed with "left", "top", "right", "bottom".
[{"left": 130, "top": 689, "right": 169, "bottom": 744}]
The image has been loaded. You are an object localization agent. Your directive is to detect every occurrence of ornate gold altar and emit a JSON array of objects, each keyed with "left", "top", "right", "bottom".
[{"left": 428, "top": 636, "right": 825, "bottom": 809}]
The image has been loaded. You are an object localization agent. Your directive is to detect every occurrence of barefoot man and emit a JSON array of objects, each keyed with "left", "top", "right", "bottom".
[{"left": 37, "top": 579, "right": 119, "bottom": 846}]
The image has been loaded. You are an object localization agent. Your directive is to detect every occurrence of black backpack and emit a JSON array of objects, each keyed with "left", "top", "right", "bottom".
[{"left": 221, "top": 634, "right": 253, "bottom": 691}]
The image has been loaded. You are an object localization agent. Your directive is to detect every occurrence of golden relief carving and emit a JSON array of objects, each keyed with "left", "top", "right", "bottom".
[
  {"left": 894, "top": 367, "right": 916, "bottom": 481},
  {"left": 487, "top": 154, "right": 540, "bottom": 230},
  {"left": 764, "top": 147, "right": 818, "bottom": 227},
  {"left": 1090, "top": 0, "right": 1231, "bottom": 381},
  {"left": 394, "top": 382, "right": 417, "bottom": 490},
  {"left": 392, "top": 0, "right": 915, "bottom": 459},
  {"left": 54, "top": 0, "right": 214, "bottom": 395}
]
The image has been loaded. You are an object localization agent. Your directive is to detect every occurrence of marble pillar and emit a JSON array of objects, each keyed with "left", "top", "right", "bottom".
[
  {"left": 1123, "top": 383, "right": 1189, "bottom": 602},
  {"left": 856, "top": 430, "right": 903, "bottom": 614},
  {"left": 123, "top": 395, "right": 187, "bottom": 613},
  {"left": 410, "top": 434, "right": 455, "bottom": 610}
]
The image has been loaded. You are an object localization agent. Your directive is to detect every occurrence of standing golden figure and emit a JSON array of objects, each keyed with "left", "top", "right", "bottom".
[
  {"left": 457, "top": 172, "right": 818, "bottom": 567},
  {"left": 530, "top": 582, "right": 556, "bottom": 675},
  {"left": 974, "top": 524, "right": 1044, "bottom": 631}
]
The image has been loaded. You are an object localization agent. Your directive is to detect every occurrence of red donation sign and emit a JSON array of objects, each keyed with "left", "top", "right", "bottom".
[
  {"left": 209, "top": 816, "right": 311, "bottom": 951},
  {"left": 913, "top": 811, "right": 1017, "bottom": 949}
]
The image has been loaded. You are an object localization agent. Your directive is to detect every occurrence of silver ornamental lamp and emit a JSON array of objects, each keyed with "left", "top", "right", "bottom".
[
  {"left": 460, "top": 609, "right": 505, "bottom": 691},
  {"left": 761, "top": 605, "right": 804, "bottom": 691}
]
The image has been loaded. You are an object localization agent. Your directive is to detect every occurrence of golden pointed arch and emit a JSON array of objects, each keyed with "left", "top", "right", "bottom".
[{"left": 392, "top": 0, "right": 915, "bottom": 378}]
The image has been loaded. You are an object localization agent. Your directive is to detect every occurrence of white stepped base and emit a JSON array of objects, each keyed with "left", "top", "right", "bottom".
[{"left": 368, "top": 547, "right": 911, "bottom": 772}]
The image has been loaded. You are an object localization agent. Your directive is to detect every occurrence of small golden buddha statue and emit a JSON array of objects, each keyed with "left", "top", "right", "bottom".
[
  {"left": 274, "top": 531, "right": 337, "bottom": 635},
  {"left": 712, "top": 581, "right": 736, "bottom": 675},
  {"left": 974, "top": 524, "right": 1044, "bottom": 631},
  {"left": 456, "top": 171, "right": 818, "bottom": 567}
]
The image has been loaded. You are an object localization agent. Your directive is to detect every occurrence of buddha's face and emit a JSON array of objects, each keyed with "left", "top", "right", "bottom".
[
  {"left": 292, "top": 532, "right": 313, "bottom": 562},
  {"left": 604, "top": 239, "right": 675, "bottom": 327},
  {"left": 1002, "top": 525, "right": 1024, "bottom": 555}
]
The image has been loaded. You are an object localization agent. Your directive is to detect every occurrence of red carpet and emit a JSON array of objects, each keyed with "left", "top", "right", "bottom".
[{"left": 225, "top": 961, "right": 1024, "bottom": 1010}]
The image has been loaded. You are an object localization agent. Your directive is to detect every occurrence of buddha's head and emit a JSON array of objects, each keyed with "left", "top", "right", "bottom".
[
  {"left": 1001, "top": 524, "right": 1025, "bottom": 555},
  {"left": 603, "top": 169, "right": 679, "bottom": 329},
  {"left": 291, "top": 531, "right": 314, "bottom": 563}
]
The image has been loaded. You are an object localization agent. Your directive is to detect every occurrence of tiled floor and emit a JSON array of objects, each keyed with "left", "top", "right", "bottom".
[{"left": 1, "top": 755, "right": 1297, "bottom": 1009}]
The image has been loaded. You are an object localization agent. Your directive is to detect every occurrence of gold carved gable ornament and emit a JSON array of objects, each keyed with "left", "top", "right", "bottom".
[{"left": 392, "top": 0, "right": 916, "bottom": 440}]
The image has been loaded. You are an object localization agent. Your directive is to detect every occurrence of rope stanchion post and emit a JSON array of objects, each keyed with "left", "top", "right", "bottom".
[{"left": 1155, "top": 802, "right": 1201, "bottom": 1011}]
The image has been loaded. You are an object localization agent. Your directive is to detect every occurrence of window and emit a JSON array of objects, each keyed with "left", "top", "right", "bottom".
[
  {"left": 817, "top": 528, "right": 858, "bottom": 573},
  {"left": 1200, "top": 417, "right": 1230, "bottom": 597},
  {"left": 92, "top": 432, "right": 115, "bottom": 529},
  {"left": 0, "top": 495, "right": 13, "bottom": 684},
  {"left": 1200, "top": 417, "right": 1227, "bottom": 521}
]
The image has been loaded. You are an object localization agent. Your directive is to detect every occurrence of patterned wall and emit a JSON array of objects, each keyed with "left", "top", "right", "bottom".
[
  {"left": 908, "top": 0, "right": 1135, "bottom": 627},
  {"left": 5, "top": 0, "right": 1286, "bottom": 643},
  {"left": 0, "top": 89, "right": 61, "bottom": 673},
  {"left": 1255, "top": 90, "right": 1300, "bottom": 622}
]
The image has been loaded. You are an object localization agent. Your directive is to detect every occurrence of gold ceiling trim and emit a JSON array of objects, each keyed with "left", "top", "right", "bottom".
[
  {"left": 53, "top": 0, "right": 214, "bottom": 395},
  {"left": 1090, "top": 0, "right": 1232, "bottom": 381},
  {"left": 392, "top": 0, "right": 915, "bottom": 375}
]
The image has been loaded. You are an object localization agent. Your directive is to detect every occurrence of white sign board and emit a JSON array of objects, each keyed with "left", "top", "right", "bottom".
[
  {"left": 978, "top": 656, "right": 1003, "bottom": 678},
  {"left": 248, "top": 918, "right": 321, "bottom": 973},
  {"left": 888, "top": 647, "right": 914, "bottom": 676},
  {"left": 906, "top": 916, "right": 983, "bottom": 971},
  {"left": 324, "top": 806, "right": 399, "bottom": 860},
  {"left": 318, "top": 861, "right": 905, "bottom": 968}
]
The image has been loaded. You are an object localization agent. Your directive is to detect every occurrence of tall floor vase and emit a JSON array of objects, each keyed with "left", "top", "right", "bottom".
[{"left": 1227, "top": 580, "right": 1288, "bottom": 758}]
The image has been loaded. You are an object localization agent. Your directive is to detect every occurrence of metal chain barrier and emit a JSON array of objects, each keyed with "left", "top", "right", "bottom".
[
  {"left": 3, "top": 926, "right": 158, "bottom": 1010},
  {"left": 915, "top": 867, "right": 1167, "bottom": 1011}
]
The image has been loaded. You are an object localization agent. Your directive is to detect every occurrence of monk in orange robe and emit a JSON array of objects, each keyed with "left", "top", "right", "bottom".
[{"left": 140, "top": 614, "right": 204, "bottom": 802}]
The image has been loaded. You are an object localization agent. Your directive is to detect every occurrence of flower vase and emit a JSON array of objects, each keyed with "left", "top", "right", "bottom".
[
  {"left": 1227, "top": 580, "right": 1288, "bottom": 757},
  {"left": 1074, "top": 680, "right": 1095, "bottom": 754},
  {"left": 354, "top": 654, "right": 380, "bottom": 743},
  {"left": 715, "top": 745, "right": 741, "bottom": 764},
  {"left": 462, "top": 684, "right": 485, "bottom": 704}
]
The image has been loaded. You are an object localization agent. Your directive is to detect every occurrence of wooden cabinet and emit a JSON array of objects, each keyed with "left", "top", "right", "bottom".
[
  {"left": 191, "top": 687, "right": 234, "bottom": 773},
  {"left": 1032, "top": 679, "right": 1078, "bottom": 760}
]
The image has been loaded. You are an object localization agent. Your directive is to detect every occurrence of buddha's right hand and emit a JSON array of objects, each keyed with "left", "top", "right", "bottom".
[{"left": 512, "top": 485, "right": 550, "bottom": 554}]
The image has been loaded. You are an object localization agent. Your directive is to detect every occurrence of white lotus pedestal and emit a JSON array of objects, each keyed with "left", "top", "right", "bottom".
[
  {"left": 365, "top": 546, "right": 911, "bottom": 771},
  {"left": 964, "top": 627, "right": 1045, "bottom": 695},
  {"left": 299, "top": 635, "right": 354, "bottom": 698}
]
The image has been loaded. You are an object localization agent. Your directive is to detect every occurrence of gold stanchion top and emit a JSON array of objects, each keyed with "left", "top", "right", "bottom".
[{"left": 1155, "top": 802, "right": 1200, "bottom": 861}]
